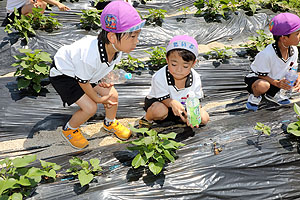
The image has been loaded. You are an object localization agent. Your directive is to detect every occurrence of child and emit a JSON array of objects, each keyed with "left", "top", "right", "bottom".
[
  {"left": 245, "top": 13, "right": 300, "bottom": 111},
  {"left": 139, "top": 35, "right": 209, "bottom": 129},
  {"left": 2, "top": 0, "right": 70, "bottom": 27},
  {"left": 49, "top": 1, "right": 145, "bottom": 149}
]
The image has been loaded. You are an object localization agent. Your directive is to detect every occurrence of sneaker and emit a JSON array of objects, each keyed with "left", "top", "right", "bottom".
[
  {"left": 246, "top": 94, "right": 262, "bottom": 111},
  {"left": 138, "top": 117, "right": 153, "bottom": 129},
  {"left": 62, "top": 128, "right": 89, "bottom": 149},
  {"left": 265, "top": 93, "right": 291, "bottom": 105},
  {"left": 103, "top": 120, "right": 131, "bottom": 140}
]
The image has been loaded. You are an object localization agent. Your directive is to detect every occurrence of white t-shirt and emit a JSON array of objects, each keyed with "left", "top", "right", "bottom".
[
  {"left": 147, "top": 66, "right": 204, "bottom": 105},
  {"left": 247, "top": 43, "right": 298, "bottom": 80},
  {"left": 6, "top": 0, "right": 30, "bottom": 13},
  {"left": 50, "top": 35, "right": 122, "bottom": 84}
]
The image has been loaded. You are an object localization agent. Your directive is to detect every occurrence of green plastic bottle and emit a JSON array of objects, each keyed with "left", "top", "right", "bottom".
[{"left": 186, "top": 92, "right": 201, "bottom": 127}]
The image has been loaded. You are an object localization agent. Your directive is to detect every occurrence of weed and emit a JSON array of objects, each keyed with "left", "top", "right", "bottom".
[
  {"left": 116, "top": 55, "right": 145, "bottom": 72},
  {"left": 66, "top": 157, "right": 102, "bottom": 187},
  {"left": 120, "top": 126, "right": 185, "bottom": 175},
  {"left": 240, "top": 29, "right": 274, "bottom": 58},
  {"left": 77, "top": 9, "right": 102, "bottom": 31},
  {"left": 12, "top": 48, "right": 52, "bottom": 94},
  {"left": 287, "top": 103, "right": 300, "bottom": 136},
  {"left": 143, "top": 8, "right": 167, "bottom": 27},
  {"left": 0, "top": 155, "right": 61, "bottom": 199},
  {"left": 206, "top": 46, "right": 234, "bottom": 61},
  {"left": 145, "top": 46, "right": 167, "bottom": 70}
]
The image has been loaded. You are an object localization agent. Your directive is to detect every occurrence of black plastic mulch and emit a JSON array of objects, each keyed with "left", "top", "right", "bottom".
[{"left": 1, "top": 0, "right": 300, "bottom": 199}]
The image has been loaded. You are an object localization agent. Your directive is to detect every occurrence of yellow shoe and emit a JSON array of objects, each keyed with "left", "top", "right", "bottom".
[
  {"left": 103, "top": 120, "right": 131, "bottom": 140},
  {"left": 62, "top": 128, "right": 89, "bottom": 149}
]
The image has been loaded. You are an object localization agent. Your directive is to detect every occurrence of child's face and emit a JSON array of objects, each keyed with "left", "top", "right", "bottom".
[
  {"left": 286, "top": 30, "right": 300, "bottom": 46},
  {"left": 166, "top": 51, "right": 196, "bottom": 80},
  {"left": 115, "top": 30, "right": 141, "bottom": 53}
]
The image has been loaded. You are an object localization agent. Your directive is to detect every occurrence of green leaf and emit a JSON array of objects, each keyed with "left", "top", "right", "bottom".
[
  {"left": 17, "top": 176, "right": 31, "bottom": 186},
  {"left": 163, "top": 150, "right": 175, "bottom": 162},
  {"left": 294, "top": 103, "right": 300, "bottom": 116},
  {"left": 18, "top": 49, "right": 32, "bottom": 54},
  {"left": 11, "top": 192, "right": 22, "bottom": 200},
  {"left": 26, "top": 167, "right": 45, "bottom": 182},
  {"left": 78, "top": 170, "right": 93, "bottom": 187},
  {"left": 148, "top": 162, "right": 164, "bottom": 175},
  {"left": 131, "top": 138, "right": 145, "bottom": 146},
  {"left": 17, "top": 78, "right": 30, "bottom": 90},
  {"left": 33, "top": 84, "right": 41, "bottom": 93},
  {"left": 47, "top": 169, "right": 56, "bottom": 179},
  {"left": 287, "top": 122, "right": 300, "bottom": 136},
  {"left": 89, "top": 158, "right": 100, "bottom": 169},
  {"left": 12, "top": 155, "right": 36, "bottom": 168},
  {"left": 0, "top": 178, "right": 17, "bottom": 195},
  {"left": 144, "top": 149, "right": 154, "bottom": 160},
  {"left": 33, "top": 63, "right": 49, "bottom": 74},
  {"left": 144, "top": 137, "right": 152, "bottom": 145},
  {"left": 153, "top": 154, "right": 165, "bottom": 164},
  {"left": 129, "top": 124, "right": 149, "bottom": 134},
  {"left": 132, "top": 153, "right": 146, "bottom": 168},
  {"left": 36, "top": 52, "right": 52, "bottom": 62},
  {"left": 162, "top": 140, "right": 176, "bottom": 149},
  {"left": 158, "top": 132, "right": 177, "bottom": 140}
]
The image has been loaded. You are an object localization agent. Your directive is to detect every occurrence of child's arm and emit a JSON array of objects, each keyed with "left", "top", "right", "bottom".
[
  {"left": 162, "top": 98, "right": 186, "bottom": 122},
  {"left": 41, "top": 0, "right": 70, "bottom": 11},
  {"left": 258, "top": 75, "right": 291, "bottom": 90},
  {"left": 79, "top": 82, "right": 117, "bottom": 106}
]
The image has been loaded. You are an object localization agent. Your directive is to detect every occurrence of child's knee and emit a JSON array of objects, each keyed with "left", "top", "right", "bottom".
[
  {"left": 252, "top": 80, "right": 270, "bottom": 94},
  {"left": 148, "top": 102, "right": 168, "bottom": 119},
  {"left": 200, "top": 110, "right": 209, "bottom": 125},
  {"left": 110, "top": 89, "right": 118, "bottom": 101}
]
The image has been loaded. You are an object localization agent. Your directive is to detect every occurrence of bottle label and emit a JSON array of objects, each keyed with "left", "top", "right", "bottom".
[{"left": 187, "top": 98, "right": 201, "bottom": 126}]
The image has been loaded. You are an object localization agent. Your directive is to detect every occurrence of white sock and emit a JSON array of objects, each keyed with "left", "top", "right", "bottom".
[
  {"left": 64, "top": 122, "right": 77, "bottom": 130},
  {"left": 104, "top": 118, "right": 115, "bottom": 126}
]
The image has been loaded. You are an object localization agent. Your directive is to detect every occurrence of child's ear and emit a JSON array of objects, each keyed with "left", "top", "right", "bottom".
[
  {"left": 192, "top": 59, "right": 197, "bottom": 67},
  {"left": 107, "top": 32, "right": 117, "bottom": 44}
]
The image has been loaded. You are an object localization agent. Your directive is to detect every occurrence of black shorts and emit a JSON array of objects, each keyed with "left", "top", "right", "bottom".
[
  {"left": 244, "top": 76, "right": 280, "bottom": 97},
  {"left": 1, "top": 7, "right": 23, "bottom": 27},
  {"left": 144, "top": 97, "right": 183, "bottom": 124}
]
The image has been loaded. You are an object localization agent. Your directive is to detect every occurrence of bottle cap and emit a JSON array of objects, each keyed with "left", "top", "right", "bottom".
[{"left": 125, "top": 73, "right": 132, "bottom": 80}]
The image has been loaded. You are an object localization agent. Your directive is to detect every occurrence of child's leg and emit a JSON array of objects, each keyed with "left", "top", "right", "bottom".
[
  {"left": 93, "top": 85, "right": 131, "bottom": 140},
  {"left": 93, "top": 85, "right": 118, "bottom": 120},
  {"left": 21, "top": 0, "right": 47, "bottom": 15},
  {"left": 200, "top": 108, "right": 209, "bottom": 125},
  {"left": 251, "top": 79, "right": 271, "bottom": 96},
  {"left": 68, "top": 94, "right": 98, "bottom": 128},
  {"left": 145, "top": 102, "right": 169, "bottom": 121}
]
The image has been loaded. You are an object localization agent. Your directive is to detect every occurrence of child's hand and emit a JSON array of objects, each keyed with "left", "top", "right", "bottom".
[
  {"left": 293, "top": 75, "right": 300, "bottom": 92},
  {"left": 276, "top": 79, "right": 292, "bottom": 90},
  {"left": 98, "top": 82, "right": 114, "bottom": 88},
  {"left": 98, "top": 94, "right": 117, "bottom": 108},
  {"left": 57, "top": 2, "right": 70, "bottom": 11},
  {"left": 169, "top": 100, "right": 186, "bottom": 122}
]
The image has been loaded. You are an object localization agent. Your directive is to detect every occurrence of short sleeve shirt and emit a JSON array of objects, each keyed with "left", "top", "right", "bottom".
[
  {"left": 147, "top": 66, "right": 204, "bottom": 105},
  {"left": 6, "top": 0, "right": 30, "bottom": 13},
  {"left": 247, "top": 43, "right": 298, "bottom": 80},
  {"left": 50, "top": 35, "right": 122, "bottom": 84}
]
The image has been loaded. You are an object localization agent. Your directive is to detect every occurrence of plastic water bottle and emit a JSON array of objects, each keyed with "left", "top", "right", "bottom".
[
  {"left": 280, "top": 63, "right": 298, "bottom": 98},
  {"left": 101, "top": 69, "right": 132, "bottom": 84},
  {"left": 186, "top": 92, "right": 201, "bottom": 127}
]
